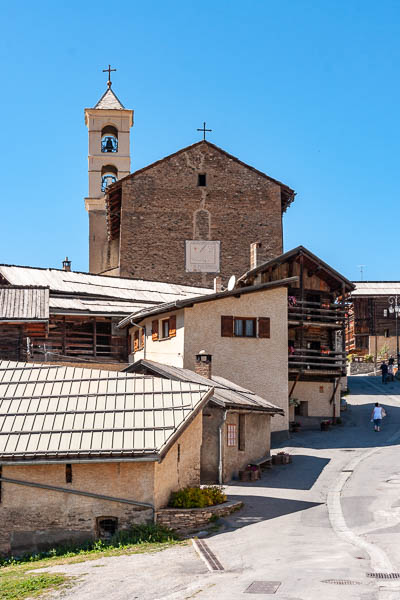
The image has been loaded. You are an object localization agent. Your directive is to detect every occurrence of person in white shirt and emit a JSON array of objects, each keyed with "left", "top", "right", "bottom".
[{"left": 371, "top": 402, "right": 386, "bottom": 432}]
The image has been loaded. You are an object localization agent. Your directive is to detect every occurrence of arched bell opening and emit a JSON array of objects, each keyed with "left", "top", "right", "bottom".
[
  {"left": 101, "top": 164, "right": 118, "bottom": 192},
  {"left": 101, "top": 125, "right": 118, "bottom": 153}
]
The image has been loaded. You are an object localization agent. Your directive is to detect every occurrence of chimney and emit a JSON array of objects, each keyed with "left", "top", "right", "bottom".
[
  {"left": 213, "top": 276, "right": 222, "bottom": 293},
  {"left": 62, "top": 257, "right": 71, "bottom": 272},
  {"left": 195, "top": 350, "right": 212, "bottom": 380},
  {"left": 250, "top": 242, "right": 262, "bottom": 270}
]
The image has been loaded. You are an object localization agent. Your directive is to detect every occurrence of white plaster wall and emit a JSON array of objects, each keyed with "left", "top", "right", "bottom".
[
  {"left": 183, "top": 288, "right": 289, "bottom": 432},
  {"left": 292, "top": 381, "right": 341, "bottom": 418},
  {"left": 128, "top": 310, "right": 185, "bottom": 367}
]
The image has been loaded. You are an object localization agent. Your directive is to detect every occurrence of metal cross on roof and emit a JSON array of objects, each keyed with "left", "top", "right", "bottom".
[
  {"left": 103, "top": 64, "right": 117, "bottom": 88},
  {"left": 197, "top": 122, "right": 212, "bottom": 140}
]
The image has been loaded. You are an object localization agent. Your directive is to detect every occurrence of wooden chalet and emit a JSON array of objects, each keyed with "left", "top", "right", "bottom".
[
  {"left": 0, "top": 264, "right": 210, "bottom": 366},
  {"left": 238, "top": 246, "right": 354, "bottom": 421},
  {"left": 345, "top": 282, "right": 400, "bottom": 359}
]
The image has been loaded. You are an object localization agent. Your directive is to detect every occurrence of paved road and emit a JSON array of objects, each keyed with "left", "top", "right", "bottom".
[{"left": 45, "top": 376, "right": 400, "bottom": 599}]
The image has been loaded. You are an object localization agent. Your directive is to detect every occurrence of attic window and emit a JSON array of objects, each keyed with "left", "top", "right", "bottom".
[
  {"left": 198, "top": 173, "right": 207, "bottom": 187},
  {"left": 97, "top": 517, "right": 118, "bottom": 540}
]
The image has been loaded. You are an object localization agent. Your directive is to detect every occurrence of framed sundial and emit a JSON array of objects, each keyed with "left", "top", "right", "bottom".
[{"left": 185, "top": 240, "right": 220, "bottom": 273}]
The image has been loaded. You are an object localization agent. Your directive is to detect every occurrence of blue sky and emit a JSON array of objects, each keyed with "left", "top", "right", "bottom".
[{"left": 1, "top": 0, "right": 399, "bottom": 280}]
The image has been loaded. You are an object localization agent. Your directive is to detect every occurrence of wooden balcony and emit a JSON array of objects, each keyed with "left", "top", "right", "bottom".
[
  {"left": 288, "top": 348, "right": 347, "bottom": 374},
  {"left": 288, "top": 299, "right": 346, "bottom": 327}
]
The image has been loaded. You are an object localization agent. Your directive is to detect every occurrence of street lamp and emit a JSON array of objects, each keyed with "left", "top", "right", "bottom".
[{"left": 387, "top": 296, "right": 400, "bottom": 367}]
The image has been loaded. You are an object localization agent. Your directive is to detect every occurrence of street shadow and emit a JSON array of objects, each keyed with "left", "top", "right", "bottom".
[
  {"left": 211, "top": 494, "right": 323, "bottom": 531},
  {"left": 274, "top": 375, "right": 400, "bottom": 451},
  {"left": 233, "top": 455, "right": 329, "bottom": 491}
]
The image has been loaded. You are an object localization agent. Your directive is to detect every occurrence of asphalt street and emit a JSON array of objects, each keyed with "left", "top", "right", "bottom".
[{"left": 44, "top": 375, "right": 400, "bottom": 600}]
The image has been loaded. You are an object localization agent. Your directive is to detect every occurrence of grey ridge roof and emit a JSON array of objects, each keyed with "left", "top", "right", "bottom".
[
  {"left": 0, "top": 286, "right": 49, "bottom": 322},
  {"left": 94, "top": 87, "right": 125, "bottom": 110},
  {"left": 117, "top": 277, "right": 299, "bottom": 329},
  {"left": 351, "top": 282, "right": 400, "bottom": 296},
  {"left": 125, "top": 359, "right": 284, "bottom": 415},
  {"left": 0, "top": 360, "right": 213, "bottom": 463},
  {"left": 0, "top": 265, "right": 211, "bottom": 316}
]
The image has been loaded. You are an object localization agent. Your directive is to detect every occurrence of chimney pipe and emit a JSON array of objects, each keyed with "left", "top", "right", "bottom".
[
  {"left": 195, "top": 350, "right": 212, "bottom": 380},
  {"left": 62, "top": 257, "right": 71, "bottom": 272},
  {"left": 250, "top": 242, "right": 262, "bottom": 270},
  {"left": 213, "top": 276, "right": 222, "bottom": 293}
]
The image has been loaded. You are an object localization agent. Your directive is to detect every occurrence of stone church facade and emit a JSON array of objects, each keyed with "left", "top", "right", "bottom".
[{"left": 85, "top": 85, "right": 295, "bottom": 287}]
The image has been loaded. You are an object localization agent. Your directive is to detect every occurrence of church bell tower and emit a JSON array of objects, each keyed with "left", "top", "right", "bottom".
[{"left": 84, "top": 66, "right": 134, "bottom": 274}]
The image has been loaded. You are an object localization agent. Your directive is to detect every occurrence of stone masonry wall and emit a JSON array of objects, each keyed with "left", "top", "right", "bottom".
[
  {"left": 156, "top": 500, "right": 243, "bottom": 532},
  {"left": 119, "top": 142, "right": 285, "bottom": 287}
]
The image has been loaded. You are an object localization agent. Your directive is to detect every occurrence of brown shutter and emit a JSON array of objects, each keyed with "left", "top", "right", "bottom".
[
  {"left": 152, "top": 320, "right": 159, "bottom": 341},
  {"left": 169, "top": 315, "right": 176, "bottom": 338},
  {"left": 221, "top": 315, "right": 234, "bottom": 337},
  {"left": 141, "top": 327, "right": 145, "bottom": 348},
  {"left": 133, "top": 330, "right": 139, "bottom": 352},
  {"left": 258, "top": 317, "right": 270, "bottom": 338}
]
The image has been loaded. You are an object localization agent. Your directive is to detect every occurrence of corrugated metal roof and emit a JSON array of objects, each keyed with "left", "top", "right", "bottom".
[
  {"left": 0, "top": 265, "right": 211, "bottom": 304},
  {"left": 0, "top": 360, "right": 212, "bottom": 462},
  {"left": 125, "top": 359, "right": 284, "bottom": 414},
  {"left": 0, "top": 287, "right": 49, "bottom": 321},
  {"left": 352, "top": 282, "right": 400, "bottom": 296}
]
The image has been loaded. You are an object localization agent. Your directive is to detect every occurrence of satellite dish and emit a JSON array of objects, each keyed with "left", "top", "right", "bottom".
[{"left": 227, "top": 275, "right": 236, "bottom": 291}]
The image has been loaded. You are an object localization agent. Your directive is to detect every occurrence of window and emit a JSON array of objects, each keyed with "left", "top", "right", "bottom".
[
  {"left": 227, "top": 424, "right": 237, "bottom": 447},
  {"left": 198, "top": 173, "right": 207, "bottom": 187},
  {"left": 221, "top": 316, "right": 270, "bottom": 338},
  {"left": 97, "top": 517, "right": 118, "bottom": 540},
  {"left": 234, "top": 318, "right": 256, "bottom": 337},
  {"left": 101, "top": 165, "right": 118, "bottom": 192},
  {"left": 154, "top": 315, "right": 177, "bottom": 340},
  {"left": 161, "top": 319, "right": 170, "bottom": 339},
  {"left": 133, "top": 328, "right": 145, "bottom": 352},
  {"left": 238, "top": 414, "right": 246, "bottom": 451},
  {"left": 66, "top": 464, "right": 72, "bottom": 483}
]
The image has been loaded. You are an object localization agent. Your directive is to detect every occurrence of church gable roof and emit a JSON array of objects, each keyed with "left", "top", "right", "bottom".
[{"left": 94, "top": 87, "right": 125, "bottom": 110}]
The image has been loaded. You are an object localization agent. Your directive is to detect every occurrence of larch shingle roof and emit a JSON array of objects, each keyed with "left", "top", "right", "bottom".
[
  {"left": 0, "top": 287, "right": 49, "bottom": 321},
  {"left": 0, "top": 361, "right": 213, "bottom": 463}
]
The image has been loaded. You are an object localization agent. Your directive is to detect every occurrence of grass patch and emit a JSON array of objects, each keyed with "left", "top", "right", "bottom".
[
  {"left": 0, "top": 570, "right": 68, "bottom": 600},
  {"left": 0, "top": 524, "right": 182, "bottom": 598}
]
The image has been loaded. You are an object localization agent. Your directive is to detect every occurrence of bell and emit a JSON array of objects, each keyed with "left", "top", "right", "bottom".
[{"left": 104, "top": 137, "right": 114, "bottom": 152}]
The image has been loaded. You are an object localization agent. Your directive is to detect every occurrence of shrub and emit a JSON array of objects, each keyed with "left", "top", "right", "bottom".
[
  {"left": 364, "top": 354, "right": 374, "bottom": 363},
  {"left": 169, "top": 486, "right": 227, "bottom": 509}
]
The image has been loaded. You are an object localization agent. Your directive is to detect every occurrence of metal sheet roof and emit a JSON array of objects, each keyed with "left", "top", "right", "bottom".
[
  {"left": 48, "top": 297, "right": 153, "bottom": 316},
  {"left": 0, "top": 265, "right": 211, "bottom": 304},
  {"left": 125, "top": 359, "right": 284, "bottom": 414},
  {"left": 0, "top": 360, "right": 212, "bottom": 462},
  {"left": 0, "top": 287, "right": 49, "bottom": 321},
  {"left": 351, "top": 282, "right": 400, "bottom": 296}
]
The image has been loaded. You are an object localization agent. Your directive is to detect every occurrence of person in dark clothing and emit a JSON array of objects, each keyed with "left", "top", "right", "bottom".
[
  {"left": 381, "top": 361, "right": 388, "bottom": 384},
  {"left": 388, "top": 356, "right": 394, "bottom": 366}
]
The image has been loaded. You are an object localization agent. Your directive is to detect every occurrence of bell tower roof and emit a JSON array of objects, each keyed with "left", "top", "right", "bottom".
[{"left": 94, "top": 87, "right": 125, "bottom": 110}]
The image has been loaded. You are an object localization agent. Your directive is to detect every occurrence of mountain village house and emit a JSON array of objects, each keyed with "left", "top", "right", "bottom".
[{"left": 0, "top": 360, "right": 281, "bottom": 556}]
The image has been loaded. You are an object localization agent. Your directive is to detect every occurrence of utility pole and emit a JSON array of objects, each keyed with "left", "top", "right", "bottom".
[{"left": 357, "top": 265, "right": 366, "bottom": 281}]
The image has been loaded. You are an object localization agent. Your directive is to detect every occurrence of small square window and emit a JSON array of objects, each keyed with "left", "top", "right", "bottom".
[
  {"left": 198, "top": 173, "right": 207, "bottom": 187},
  {"left": 234, "top": 318, "right": 256, "bottom": 337}
]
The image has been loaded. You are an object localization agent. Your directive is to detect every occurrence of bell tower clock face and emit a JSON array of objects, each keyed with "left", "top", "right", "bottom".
[{"left": 185, "top": 241, "right": 220, "bottom": 273}]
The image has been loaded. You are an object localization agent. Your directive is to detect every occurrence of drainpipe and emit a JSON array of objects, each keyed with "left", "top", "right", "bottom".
[
  {"left": 218, "top": 410, "right": 227, "bottom": 485},
  {"left": 130, "top": 320, "right": 146, "bottom": 359}
]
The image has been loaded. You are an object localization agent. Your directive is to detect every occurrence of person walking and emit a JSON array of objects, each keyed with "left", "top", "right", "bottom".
[
  {"left": 388, "top": 362, "right": 394, "bottom": 382},
  {"left": 371, "top": 402, "right": 386, "bottom": 432},
  {"left": 381, "top": 361, "right": 388, "bottom": 384}
]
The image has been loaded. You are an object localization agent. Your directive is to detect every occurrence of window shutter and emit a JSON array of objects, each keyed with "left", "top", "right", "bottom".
[
  {"left": 169, "top": 315, "right": 176, "bottom": 338},
  {"left": 258, "top": 317, "right": 270, "bottom": 338},
  {"left": 221, "top": 315, "right": 234, "bottom": 337},
  {"left": 133, "top": 330, "right": 139, "bottom": 352},
  {"left": 141, "top": 327, "right": 145, "bottom": 348},
  {"left": 152, "top": 320, "right": 159, "bottom": 341}
]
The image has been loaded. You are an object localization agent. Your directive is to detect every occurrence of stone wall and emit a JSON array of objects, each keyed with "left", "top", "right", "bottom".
[
  {"left": 348, "top": 361, "right": 376, "bottom": 375},
  {"left": 118, "top": 142, "right": 285, "bottom": 287},
  {"left": 156, "top": 500, "right": 243, "bottom": 532}
]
